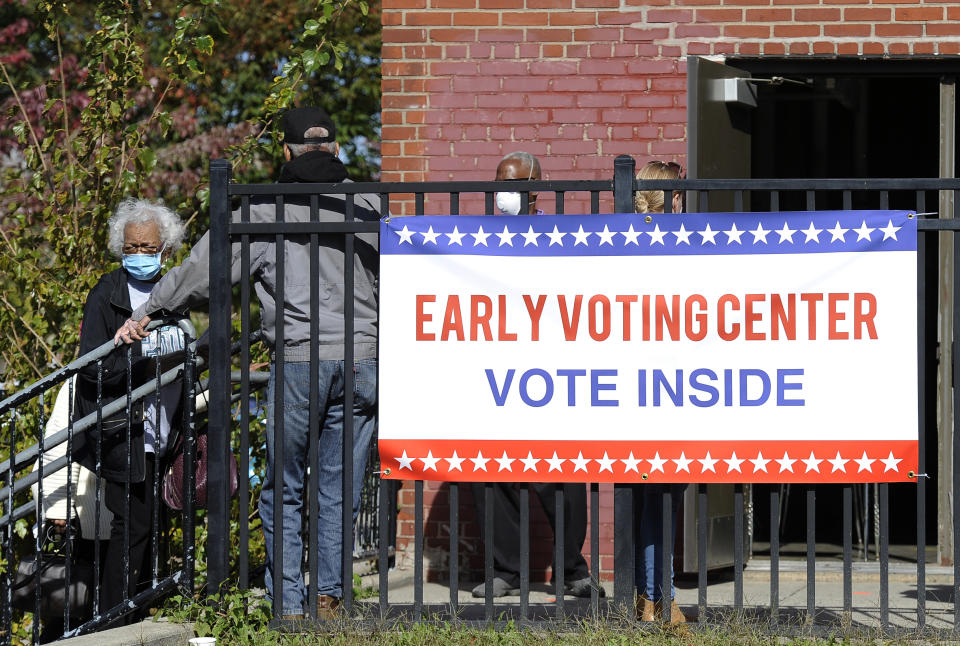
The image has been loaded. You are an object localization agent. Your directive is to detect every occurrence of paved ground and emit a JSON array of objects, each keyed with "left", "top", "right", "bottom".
[{"left": 358, "top": 557, "right": 957, "bottom": 631}]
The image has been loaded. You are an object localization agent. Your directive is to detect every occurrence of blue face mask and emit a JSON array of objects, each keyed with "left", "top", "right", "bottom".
[{"left": 122, "top": 249, "right": 163, "bottom": 280}]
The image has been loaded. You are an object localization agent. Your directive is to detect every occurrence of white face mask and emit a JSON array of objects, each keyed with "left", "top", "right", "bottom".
[{"left": 495, "top": 192, "right": 522, "bottom": 215}]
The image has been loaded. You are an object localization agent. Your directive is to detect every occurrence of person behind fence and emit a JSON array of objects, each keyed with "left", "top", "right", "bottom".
[
  {"left": 470, "top": 151, "right": 601, "bottom": 599},
  {"left": 74, "top": 198, "right": 187, "bottom": 620},
  {"left": 633, "top": 159, "right": 689, "bottom": 624},
  {"left": 113, "top": 106, "right": 381, "bottom": 620}
]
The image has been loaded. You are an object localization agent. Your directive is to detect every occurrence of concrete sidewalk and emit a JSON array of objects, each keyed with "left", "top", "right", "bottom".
[{"left": 362, "top": 557, "right": 956, "bottom": 630}]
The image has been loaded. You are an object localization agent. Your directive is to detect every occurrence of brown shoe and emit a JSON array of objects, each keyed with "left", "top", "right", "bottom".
[
  {"left": 317, "top": 594, "right": 341, "bottom": 620},
  {"left": 654, "top": 598, "right": 689, "bottom": 624},
  {"left": 635, "top": 593, "right": 655, "bottom": 622},
  {"left": 281, "top": 614, "right": 305, "bottom": 620}
]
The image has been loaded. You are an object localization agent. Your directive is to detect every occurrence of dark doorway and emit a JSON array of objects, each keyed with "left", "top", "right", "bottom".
[{"left": 729, "top": 58, "right": 952, "bottom": 549}]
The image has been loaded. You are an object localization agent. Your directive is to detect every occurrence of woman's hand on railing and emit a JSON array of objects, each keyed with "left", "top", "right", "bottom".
[{"left": 114, "top": 315, "right": 152, "bottom": 345}]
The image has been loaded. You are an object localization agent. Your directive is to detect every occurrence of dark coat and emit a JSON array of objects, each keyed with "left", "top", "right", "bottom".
[{"left": 74, "top": 268, "right": 184, "bottom": 483}]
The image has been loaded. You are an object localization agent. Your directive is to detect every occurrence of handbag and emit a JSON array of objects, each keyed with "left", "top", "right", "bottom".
[
  {"left": 11, "top": 523, "right": 95, "bottom": 619},
  {"left": 162, "top": 429, "right": 239, "bottom": 510}
]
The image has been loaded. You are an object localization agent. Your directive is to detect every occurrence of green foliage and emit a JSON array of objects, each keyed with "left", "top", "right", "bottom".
[{"left": 161, "top": 586, "right": 277, "bottom": 645}]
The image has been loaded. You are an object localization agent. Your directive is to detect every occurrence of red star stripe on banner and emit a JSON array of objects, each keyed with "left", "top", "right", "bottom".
[{"left": 379, "top": 440, "right": 917, "bottom": 484}]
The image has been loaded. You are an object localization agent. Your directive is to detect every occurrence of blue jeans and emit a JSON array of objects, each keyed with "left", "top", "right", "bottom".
[
  {"left": 634, "top": 483, "right": 688, "bottom": 601},
  {"left": 259, "top": 359, "right": 377, "bottom": 615}
]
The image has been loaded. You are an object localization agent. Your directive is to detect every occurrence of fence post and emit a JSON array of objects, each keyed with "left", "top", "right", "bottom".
[
  {"left": 612, "top": 154, "right": 636, "bottom": 612},
  {"left": 614, "top": 154, "right": 636, "bottom": 214},
  {"left": 207, "top": 158, "right": 232, "bottom": 595}
]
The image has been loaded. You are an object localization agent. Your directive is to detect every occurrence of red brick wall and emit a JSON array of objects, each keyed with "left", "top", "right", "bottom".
[
  {"left": 381, "top": 0, "right": 955, "bottom": 580},
  {"left": 394, "top": 481, "right": 616, "bottom": 584}
]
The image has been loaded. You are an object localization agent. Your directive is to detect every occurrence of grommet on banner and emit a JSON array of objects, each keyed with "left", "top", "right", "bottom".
[
  {"left": 376, "top": 468, "right": 392, "bottom": 476},
  {"left": 908, "top": 471, "right": 929, "bottom": 479},
  {"left": 644, "top": 215, "right": 653, "bottom": 224},
  {"left": 384, "top": 217, "right": 391, "bottom": 223},
  {"left": 641, "top": 473, "right": 649, "bottom": 480}
]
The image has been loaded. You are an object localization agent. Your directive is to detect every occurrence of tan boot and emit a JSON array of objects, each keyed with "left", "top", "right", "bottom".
[
  {"left": 654, "top": 598, "right": 689, "bottom": 624},
  {"left": 635, "top": 593, "right": 655, "bottom": 622},
  {"left": 317, "top": 594, "right": 341, "bottom": 620}
]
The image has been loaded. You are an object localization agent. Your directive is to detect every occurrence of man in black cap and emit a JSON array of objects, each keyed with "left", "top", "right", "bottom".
[{"left": 115, "top": 107, "right": 381, "bottom": 620}]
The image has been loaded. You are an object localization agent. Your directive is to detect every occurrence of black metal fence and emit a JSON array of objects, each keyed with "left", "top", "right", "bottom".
[
  {"left": 1, "top": 154, "right": 958, "bottom": 642},
  {"left": 200, "top": 154, "right": 960, "bottom": 633}
]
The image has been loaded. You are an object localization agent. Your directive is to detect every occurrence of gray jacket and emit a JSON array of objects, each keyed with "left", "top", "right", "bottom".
[{"left": 133, "top": 186, "right": 381, "bottom": 361}]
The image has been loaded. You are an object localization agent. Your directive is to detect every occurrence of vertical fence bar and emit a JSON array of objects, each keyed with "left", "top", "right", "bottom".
[
  {"left": 771, "top": 191, "right": 779, "bottom": 212},
  {"left": 94, "top": 362, "right": 103, "bottom": 616},
  {"left": 449, "top": 482, "right": 459, "bottom": 616},
  {"left": 485, "top": 193, "right": 494, "bottom": 215},
  {"left": 806, "top": 190, "right": 815, "bottom": 211},
  {"left": 698, "top": 484, "right": 707, "bottom": 623},
  {"left": 415, "top": 481, "right": 424, "bottom": 620},
  {"left": 806, "top": 487, "right": 815, "bottom": 622},
  {"left": 415, "top": 193, "right": 424, "bottom": 216},
  {"left": 123, "top": 348, "right": 132, "bottom": 607},
  {"left": 734, "top": 483, "right": 743, "bottom": 610},
  {"left": 917, "top": 220, "right": 927, "bottom": 629},
  {"left": 484, "top": 482, "right": 494, "bottom": 622},
  {"left": 239, "top": 197, "right": 251, "bottom": 592},
  {"left": 769, "top": 488, "right": 779, "bottom": 626},
  {"left": 33, "top": 394, "right": 44, "bottom": 645},
  {"left": 662, "top": 489, "right": 673, "bottom": 622},
  {"left": 307, "top": 195, "right": 320, "bottom": 619},
  {"left": 843, "top": 190, "right": 852, "bottom": 211},
  {"left": 555, "top": 192, "right": 565, "bottom": 215},
  {"left": 449, "top": 193, "right": 459, "bottom": 216},
  {"left": 271, "top": 195, "right": 286, "bottom": 614},
  {"left": 880, "top": 483, "right": 889, "bottom": 629},
  {"left": 842, "top": 486, "right": 852, "bottom": 624},
  {"left": 520, "top": 484, "right": 529, "bottom": 622},
  {"left": 590, "top": 483, "right": 600, "bottom": 617},
  {"left": 378, "top": 480, "right": 390, "bottom": 620},
  {"left": 554, "top": 487, "right": 565, "bottom": 618},
  {"left": 343, "top": 195, "right": 357, "bottom": 614},
  {"left": 734, "top": 190, "right": 744, "bottom": 212},
  {"left": 207, "top": 158, "right": 232, "bottom": 594},
  {"left": 182, "top": 334, "right": 197, "bottom": 593},
  {"left": 3, "top": 408, "right": 12, "bottom": 643}
]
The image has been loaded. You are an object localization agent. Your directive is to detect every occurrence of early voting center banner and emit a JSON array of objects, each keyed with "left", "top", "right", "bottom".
[{"left": 379, "top": 211, "right": 918, "bottom": 484}]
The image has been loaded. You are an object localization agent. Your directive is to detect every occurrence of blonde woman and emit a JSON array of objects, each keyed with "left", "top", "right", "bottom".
[{"left": 633, "top": 160, "right": 690, "bottom": 624}]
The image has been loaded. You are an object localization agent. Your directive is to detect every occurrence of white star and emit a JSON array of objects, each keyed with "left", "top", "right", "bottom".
[
  {"left": 801, "top": 222, "right": 823, "bottom": 243},
  {"left": 420, "top": 450, "right": 441, "bottom": 472},
  {"left": 723, "top": 222, "right": 744, "bottom": 245},
  {"left": 854, "top": 220, "right": 875, "bottom": 242},
  {"left": 854, "top": 451, "right": 875, "bottom": 473},
  {"left": 673, "top": 452, "right": 692, "bottom": 473},
  {"left": 880, "top": 219, "right": 902, "bottom": 241},
  {"left": 571, "top": 451, "right": 590, "bottom": 473},
  {"left": 520, "top": 451, "right": 540, "bottom": 472},
  {"left": 620, "top": 224, "right": 642, "bottom": 246},
  {"left": 750, "top": 451, "right": 770, "bottom": 473},
  {"left": 648, "top": 223, "right": 667, "bottom": 245},
  {"left": 827, "top": 221, "right": 848, "bottom": 243},
  {"left": 396, "top": 450, "right": 415, "bottom": 471},
  {"left": 775, "top": 222, "right": 796, "bottom": 244},
  {"left": 802, "top": 451, "right": 822, "bottom": 473},
  {"left": 546, "top": 225, "right": 566, "bottom": 246},
  {"left": 445, "top": 451, "right": 465, "bottom": 472},
  {"left": 648, "top": 452, "right": 667, "bottom": 473},
  {"left": 828, "top": 451, "right": 848, "bottom": 473},
  {"left": 445, "top": 226, "right": 466, "bottom": 246},
  {"left": 572, "top": 225, "right": 592, "bottom": 246},
  {"left": 396, "top": 225, "right": 415, "bottom": 245},
  {"left": 496, "top": 225, "right": 516, "bottom": 247},
  {"left": 880, "top": 451, "right": 902, "bottom": 473},
  {"left": 673, "top": 223, "right": 693, "bottom": 245},
  {"left": 471, "top": 451, "right": 490, "bottom": 472},
  {"left": 471, "top": 226, "right": 491, "bottom": 246},
  {"left": 776, "top": 452, "right": 796, "bottom": 473},
  {"left": 597, "top": 225, "right": 616, "bottom": 246},
  {"left": 749, "top": 222, "right": 770, "bottom": 244},
  {"left": 724, "top": 452, "right": 744, "bottom": 473},
  {"left": 546, "top": 452, "right": 565, "bottom": 473},
  {"left": 495, "top": 451, "right": 515, "bottom": 472},
  {"left": 621, "top": 451, "right": 642, "bottom": 474},
  {"left": 698, "top": 223, "right": 719, "bottom": 245},
  {"left": 520, "top": 225, "right": 541, "bottom": 247},
  {"left": 420, "top": 226, "right": 441, "bottom": 245},
  {"left": 596, "top": 452, "right": 615, "bottom": 473},
  {"left": 699, "top": 451, "right": 718, "bottom": 473}
]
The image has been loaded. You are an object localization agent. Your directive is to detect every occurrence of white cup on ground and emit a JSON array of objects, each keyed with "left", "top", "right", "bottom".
[{"left": 188, "top": 638, "right": 216, "bottom": 646}]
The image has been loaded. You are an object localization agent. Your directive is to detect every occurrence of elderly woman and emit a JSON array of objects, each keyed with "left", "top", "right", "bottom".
[{"left": 74, "top": 198, "right": 187, "bottom": 617}]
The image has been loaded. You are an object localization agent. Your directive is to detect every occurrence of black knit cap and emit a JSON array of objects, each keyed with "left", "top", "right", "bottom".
[{"left": 282, "top": 106, "right": 336, "bottom": 144}]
